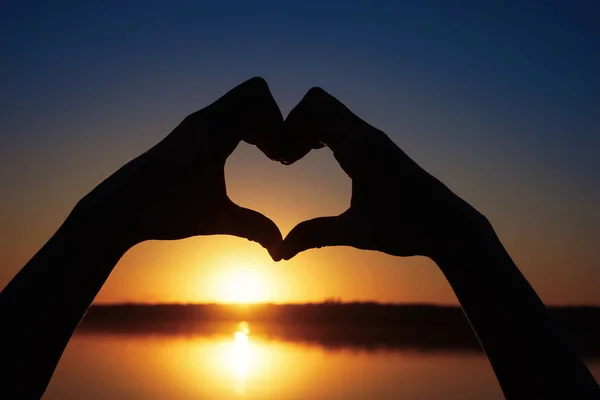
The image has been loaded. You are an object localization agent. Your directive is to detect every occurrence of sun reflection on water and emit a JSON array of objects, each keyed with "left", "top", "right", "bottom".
[{"left": 228, "top": 321, "right": 255, "bottom": 394}]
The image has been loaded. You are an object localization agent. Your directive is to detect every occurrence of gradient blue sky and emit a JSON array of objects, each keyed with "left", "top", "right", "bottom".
[{"left": 1, "top": 1, "right": 599, "bottom": 304}]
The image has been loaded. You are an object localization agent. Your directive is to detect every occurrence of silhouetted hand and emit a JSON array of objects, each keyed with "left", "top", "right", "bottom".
[
  {"left": 71, "top": 77, "right": 283, "bottom": 254},
  {"left": 4, "top": 81, "right": 599, "bottom": 400},
  {"left": 278, "top": 87, "right": 486, "bottom": 261}
]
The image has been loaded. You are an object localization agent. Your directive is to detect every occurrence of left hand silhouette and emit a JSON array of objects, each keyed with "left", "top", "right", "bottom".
[{"left": 70, "top": 77, "right": 284, "bottom": 256}]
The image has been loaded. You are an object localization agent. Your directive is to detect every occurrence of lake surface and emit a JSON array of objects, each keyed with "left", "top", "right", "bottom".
[{"left": 44, "top": 322, "right": 600, "bottom": 399}]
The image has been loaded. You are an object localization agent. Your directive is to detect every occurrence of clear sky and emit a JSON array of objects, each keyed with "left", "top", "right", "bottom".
[{"left": 1, "top": 1, "right": 599, "bottom": 305}]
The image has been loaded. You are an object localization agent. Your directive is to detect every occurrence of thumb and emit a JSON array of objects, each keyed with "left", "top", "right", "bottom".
[
  {"left": 218, "top": 201, "right": 283, "bottom": 259},
  {"left": 279, "top": 212, "right": 355, "bottom": 261}
]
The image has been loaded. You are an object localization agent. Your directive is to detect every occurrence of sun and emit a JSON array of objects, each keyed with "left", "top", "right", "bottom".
[{"left": 220, "top": 269, "right": 268, "bottom": 304}]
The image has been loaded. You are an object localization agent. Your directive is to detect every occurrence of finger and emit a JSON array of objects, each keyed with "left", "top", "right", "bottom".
[
  {"left": 205, "top": 77, "right": 286, "bottom": 161},
  {"left": 217, "top": 200, "right": 283, "bottom": 260},
  {"left": 281, "top": 87, "right": 380, "bottom": 176},
  {"left": 278, "top": 212, "right": 355, "bottom": 260}
]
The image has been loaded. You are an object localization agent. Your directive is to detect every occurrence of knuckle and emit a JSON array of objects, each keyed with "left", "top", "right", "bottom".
[
  {"left": 245, "top": 76, "right": 269, "bottom": 92},
  {"left": 306, "top": 86, "right": 327, "bottom": 100}
]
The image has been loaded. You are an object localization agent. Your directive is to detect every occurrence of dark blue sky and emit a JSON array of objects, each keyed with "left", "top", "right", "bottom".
[
  {"left": 3, "top": 1, "right": 599, "bottom": 177},
  {"left": 1, "top": 1, "right": 599, "bottom": 303}
]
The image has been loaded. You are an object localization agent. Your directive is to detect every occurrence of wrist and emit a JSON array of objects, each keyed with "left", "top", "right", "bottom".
[
  {"left": 429, "top": 210, "right": 500, "bottom": 275},
  {"left": 65, "top": 198, "right": 137, "bottom": 258},
  {"left": 68, "top": 149, "right": 160, "bottom": 251}
]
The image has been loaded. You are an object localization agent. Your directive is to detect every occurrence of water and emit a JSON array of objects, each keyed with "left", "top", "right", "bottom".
[{"left": 43, "top": 323, "right": 600, "bottom": 399}]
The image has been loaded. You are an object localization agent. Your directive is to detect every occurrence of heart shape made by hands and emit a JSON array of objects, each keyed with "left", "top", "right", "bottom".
[
  {"left": 225, "top": 78, "right": 480, "bottom": 264},
  {"left": 221, "top": 84, "right": 365, "bottom": 260},
  {"left": 225, "top": 140, "right": 350, "bottom": 239},
  {"left": 111, "top": 76, "right": 477, "bottom": 266}
]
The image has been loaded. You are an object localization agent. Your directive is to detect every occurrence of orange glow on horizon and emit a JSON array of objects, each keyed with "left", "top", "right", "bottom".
[{"left": 83, "top": 144, "right": 600, "bottom": 307}]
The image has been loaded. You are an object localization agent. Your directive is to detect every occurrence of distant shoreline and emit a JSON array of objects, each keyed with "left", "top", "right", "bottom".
[{"left": 79, "top": 303, "right": 600, "bottom": 357}]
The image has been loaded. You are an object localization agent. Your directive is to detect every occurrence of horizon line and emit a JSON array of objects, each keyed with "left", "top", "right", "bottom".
[{"left": 90, "top": 301, "right": 600, "bottom": 308}]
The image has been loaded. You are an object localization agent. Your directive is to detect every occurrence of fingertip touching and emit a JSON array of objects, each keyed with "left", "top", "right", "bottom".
[
  {"left": 220, "top": 202, "right": 283, "bottom": 255},
  {"left": 279, "top": 215, "right": 349, "bottom": 260}
]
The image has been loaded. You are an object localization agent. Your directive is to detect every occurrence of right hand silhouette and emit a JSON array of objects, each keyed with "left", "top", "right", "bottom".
[{"left": 278, "top": 88, "right": 488, "bottom": 262}]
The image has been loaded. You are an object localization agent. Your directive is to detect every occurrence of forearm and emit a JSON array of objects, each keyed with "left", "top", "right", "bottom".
[
  {"left": 433, "top": 219, "right": 599, "bottom": 399},
  {"left": 0, "top": 209, "right": 129, "bottom": 399}
]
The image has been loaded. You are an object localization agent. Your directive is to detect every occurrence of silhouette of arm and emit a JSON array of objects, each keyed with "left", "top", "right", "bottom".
[
  {"left": 0, "top": 78, "right": 284, "bottom": 399},
  {"left": 432, "top": 219, "right": 599, "bottom": 399},
  {"left": 278, "top": 87, "right": 600, "bottom": 399},
  {"left": 0, "top": 215, "right": 132, "bottom": 399}
]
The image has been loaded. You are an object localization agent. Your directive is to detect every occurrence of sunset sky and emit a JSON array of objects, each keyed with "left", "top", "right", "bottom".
[{"left": 1, "top": 1, "right": 599, "bottom": 305}]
